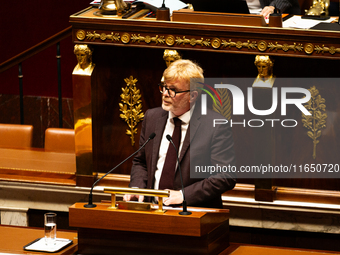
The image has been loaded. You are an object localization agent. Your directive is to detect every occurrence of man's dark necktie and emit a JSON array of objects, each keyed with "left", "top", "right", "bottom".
[{"left": 159, "top": 117, "right": 181, "bottom": 190}]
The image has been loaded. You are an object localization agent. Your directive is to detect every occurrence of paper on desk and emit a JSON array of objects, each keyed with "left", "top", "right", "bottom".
[
  {"left": 90, "top": 0, "right": 187, "bottom": 15},
  {"left": 136, "top": 0, "right": 187, "bottom": 15},
  {"left": 283, "top": 15, "right": 336, "bottom": 29}
]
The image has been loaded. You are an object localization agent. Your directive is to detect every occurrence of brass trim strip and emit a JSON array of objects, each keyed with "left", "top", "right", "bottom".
[{"left": 104, "top": 187, "right": 170, "bottom": 197}]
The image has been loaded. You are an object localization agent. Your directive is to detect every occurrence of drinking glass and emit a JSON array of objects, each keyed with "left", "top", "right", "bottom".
[{"left": 44, "top": 212, "right": 57, "bottom": 246}]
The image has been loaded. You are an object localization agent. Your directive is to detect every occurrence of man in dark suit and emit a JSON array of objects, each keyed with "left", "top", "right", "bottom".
[
  {"left": 124, "top": 59, "right": 236, "bottom": 208},
  {"left": 259, "top": 0, "right": 301, "bottom": 17}
]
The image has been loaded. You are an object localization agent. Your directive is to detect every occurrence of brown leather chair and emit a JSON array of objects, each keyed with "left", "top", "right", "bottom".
[
  {"left": 44, "top": 128, "right": 75, "bottom": 153},
  {"left": 0, "top": 123, "right": 33, "bottom": 148}
]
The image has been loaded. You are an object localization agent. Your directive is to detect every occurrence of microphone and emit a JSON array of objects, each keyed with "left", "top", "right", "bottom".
[
  {"left": 84, "top": 132, "right": 156, "bottom": 208},
  {"left": 166, "top": 134, "right": 192, "bottom": 215},
  {"left": 156, "top": 0, "right": 170, "bottom": 21}
]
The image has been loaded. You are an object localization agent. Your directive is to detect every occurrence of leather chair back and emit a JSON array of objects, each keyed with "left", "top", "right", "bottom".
[
  {"left": 44, "top": 128, "right": 75, "bottom": 153},
  {"left": 0, "top": 123, "right": 33, "bottom": 148}
]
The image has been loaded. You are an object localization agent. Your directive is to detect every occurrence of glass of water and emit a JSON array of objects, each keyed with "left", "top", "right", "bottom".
[{"left": 44, "top": 212, "right": 57, "bottom": 246}]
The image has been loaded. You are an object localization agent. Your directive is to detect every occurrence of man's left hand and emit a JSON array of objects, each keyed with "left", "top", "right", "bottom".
[
  {"left": 260, "top": 6, "right": 275, "bottom": 18},
  {"left": 163, "top": 190, "right": 183, "bottom": 206}
]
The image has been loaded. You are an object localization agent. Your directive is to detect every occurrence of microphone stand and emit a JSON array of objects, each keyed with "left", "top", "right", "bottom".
[
  {"left": 156, "top": 0, "right": 170, "bottom": 21},
  {"left": 84, "top": 133, "right": 156, "bottom": 208},
  {"left": 166, "top": 135, "right": 192, "bottom": 215}
]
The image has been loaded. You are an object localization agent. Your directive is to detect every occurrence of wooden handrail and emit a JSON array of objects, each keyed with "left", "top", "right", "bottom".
[{"left": 0, "top": 26, "right": 72, "bottom": 73}]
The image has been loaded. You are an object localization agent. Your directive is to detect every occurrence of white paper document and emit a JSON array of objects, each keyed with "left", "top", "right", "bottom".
[
  {"left": 134, "top": 0, "right": 187, "bottom": 14},
  {"left": 283, "top": 15, "right": 337, "bottom": 29},
  {"left": 91, "top": 0, "right": 187, "bottom": 14}
]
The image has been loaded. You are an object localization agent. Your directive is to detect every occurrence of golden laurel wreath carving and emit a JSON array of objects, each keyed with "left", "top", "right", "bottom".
[
  {"left": 302, "top": 86, "right": 327, "bottom": 160},
  {"left": 119, "top": 76, "right": 144, "bottom": 146},
  {"left": 213, "top": 88, "right": 232, "bottom": 120}
]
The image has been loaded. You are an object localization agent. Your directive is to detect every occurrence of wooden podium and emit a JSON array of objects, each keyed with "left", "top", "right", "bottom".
[{"left": 69, "top": 202, "right": 230, "bottom": 255}]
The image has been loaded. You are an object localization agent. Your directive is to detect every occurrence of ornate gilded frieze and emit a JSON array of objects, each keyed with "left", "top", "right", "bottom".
[
  {"left": 119, "top": 76, "right": 144, "bottom": 146},
  {"left": 268, "top": 42, "right": 303, "bottom": 52},
  {"left": 302, "top": 86, "right": 327, "bottom": 160},
  {"left": 86, "top": 31, "right": 120, "bottom": 42},
  {"left": 315, "top": 45, "right": 340, "bottom": 55},
  {"left": 75, "top": 29, "right": 340, "bottom": 56},
  {"left": 131, "top": 34, "right": 165, "bottom": 44},
  {"left": 174, "top": 36, "right": 211, "bottom": 47},
  {"left": 222, "top": 39, "right": 257, "bottom": 50}
]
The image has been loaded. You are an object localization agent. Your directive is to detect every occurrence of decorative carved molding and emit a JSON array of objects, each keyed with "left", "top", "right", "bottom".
[
  {"left": 76, "top": 30, "right": 86, "bottom": 41},
  {"left": 175, "top": 36, "right": 211, "bottom": 47},
  {"left": 315, "top": 45, "right": 340, "bottom": 55},
  {"left": 119, "top": 76, "right": 144, "bottom": 146},
  {"left": 222, "top": 39, "right": 257, "bottom": 50},
  {"left": 121, "top": 33, "right": 131, "bottom": 44},
  {"left": 268, "top": 42, "right": 303, "bottom": 52},
  {"left": 75, "top": 29, "right": 340, "bottom": 56},
  {"left": 86, "top": 31, "right": 120, "bottom": 42},
  {"left": 302, "top": 86, "right": 327, "bottom": 160},
  {"left": 86, "top": 31, "right": 100, "bottom": 41},
  {"left": 131, "top": 34, "right": 165, "bottom": 44},
  {"left": 304, "top": 43, "right": 314, "bottom": 54}
]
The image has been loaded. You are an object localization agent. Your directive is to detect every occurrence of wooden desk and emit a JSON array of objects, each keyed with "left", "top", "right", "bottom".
[
  {"left": 0, "top": 148, "right": 76, "bottom": 185},
  {"left": 70, "top": 7, "right": 340, "bottom": 59},
  {"left": 222, "top": 244, "right": 340, "bottom": 255},
  {"left": 1, "top": 225, "right": 339, "bottom": 255},
  {"left": 69, "top": 202, "right": 230, "bottom": 254},
  {"left": 0, "top": 225, "right": 77, "bottom": 255}
]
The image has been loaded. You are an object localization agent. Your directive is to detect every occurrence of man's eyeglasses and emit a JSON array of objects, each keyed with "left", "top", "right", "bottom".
[{"left": 158, "top": 83, "right": 191, "bottom": 98}]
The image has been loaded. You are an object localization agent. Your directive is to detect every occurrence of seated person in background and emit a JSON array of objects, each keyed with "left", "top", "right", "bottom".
[
  {"left": 124, "top": 59, "right": 236, "bottom": 209},
  {"left": 247, "top": 0, "right": 301, "bottom": 17},
  {"left": 185, "top": 0, "right": 300, "bottom": 17}
]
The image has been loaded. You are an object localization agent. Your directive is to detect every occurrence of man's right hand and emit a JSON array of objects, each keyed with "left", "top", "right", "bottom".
[{"left": 123, "top": 194, "right": 144, "bottom": 202}]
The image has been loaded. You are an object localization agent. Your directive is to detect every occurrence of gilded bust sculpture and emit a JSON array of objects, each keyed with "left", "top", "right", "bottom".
[
  {"left": 252, "top": 55, "right": 275, "bottom": 88},
  {"left": 73, "top": 44, "right": 95, "bottom": 75},
  {"left": 163, "top": 49, "right": 181, "bottom": 67},
  {"left": 161, "top": 50, "right": 182, "bottom": 82},
  {"left": 305, "top": 0, "right": 330, "bottom": 16}
]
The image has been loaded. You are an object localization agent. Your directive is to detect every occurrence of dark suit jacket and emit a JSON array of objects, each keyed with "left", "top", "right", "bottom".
[
  {"left": 129, "top": 104, "right": 236, "bottom": 208},
  {"left": 261, "top": 0, "right": 300, "bottom": 14}
]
